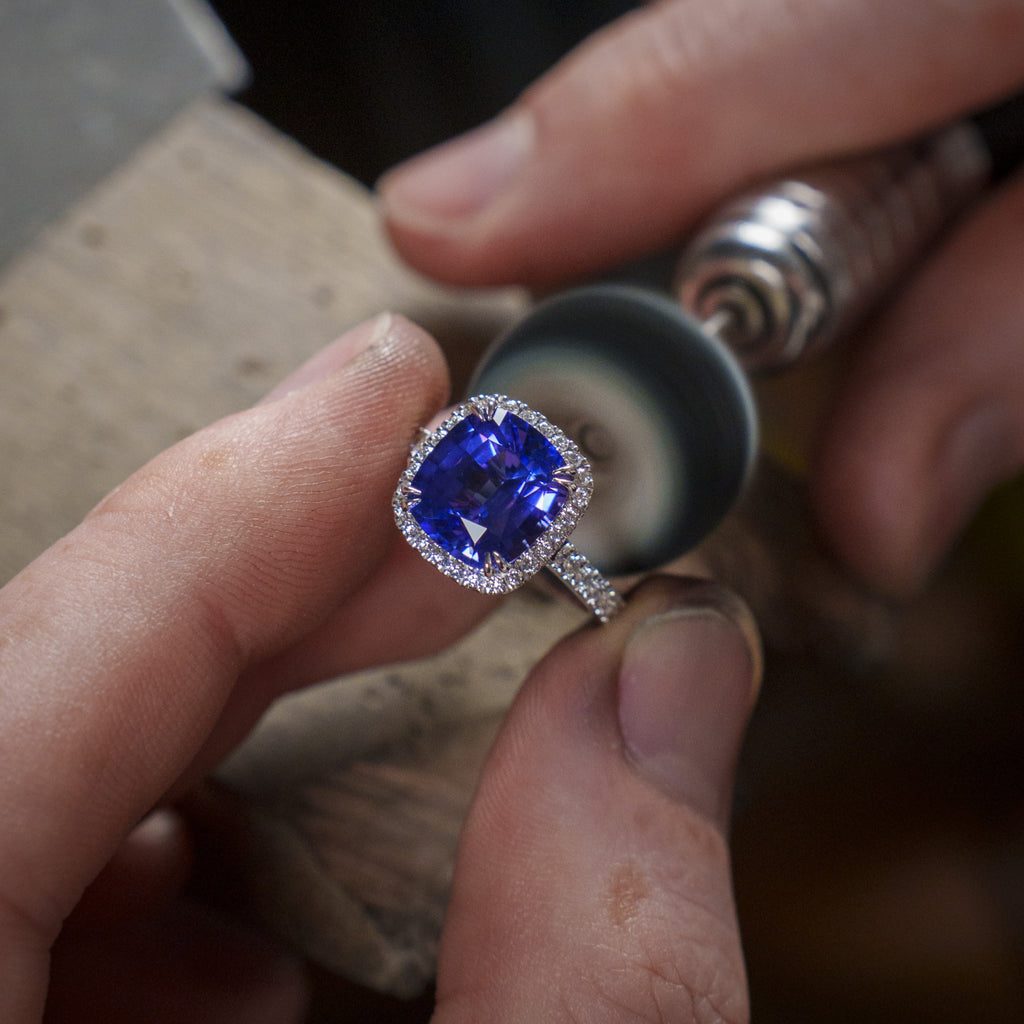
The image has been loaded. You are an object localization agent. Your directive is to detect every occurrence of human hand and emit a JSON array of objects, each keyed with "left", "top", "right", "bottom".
[
  {"left": 431, "top": 575, "right": 759, "bottom": 1024},
  {"left": 0, "top": 314, "right": 760, "bottom": 1023},
  {"left": 377, "top": 0, "right": 1024, "bottom": 596},
  {"left": 0, "top": 315, "right": 494, "bottom": 1022}
]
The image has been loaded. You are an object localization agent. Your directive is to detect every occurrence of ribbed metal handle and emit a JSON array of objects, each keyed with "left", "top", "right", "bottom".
[{"left": 677, "top": 123, "right": 992, "bottom": 369}]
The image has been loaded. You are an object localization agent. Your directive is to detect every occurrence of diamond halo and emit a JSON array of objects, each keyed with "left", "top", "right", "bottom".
[{"left": 393, "top": 394, "right": 624, "bottom": 621}]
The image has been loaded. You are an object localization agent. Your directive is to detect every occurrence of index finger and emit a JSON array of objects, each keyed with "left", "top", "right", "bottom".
[{"left": 0, "top": 315, "right": 447, "bottom": 1021}]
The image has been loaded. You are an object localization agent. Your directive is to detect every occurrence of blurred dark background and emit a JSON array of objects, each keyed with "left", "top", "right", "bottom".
[{"left": 208, "top": 0, "right": 637, "bottom": 186}]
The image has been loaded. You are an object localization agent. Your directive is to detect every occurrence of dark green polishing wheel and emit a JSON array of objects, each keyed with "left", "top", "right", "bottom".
[{"left": 471, "top": 285, "right": 758, "bottom": 576}]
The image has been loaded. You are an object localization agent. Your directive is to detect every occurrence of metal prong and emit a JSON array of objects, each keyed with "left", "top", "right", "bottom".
[
  {"left": 469, "top": 397, "right": 496, "bottom": 420},
  {"left": 483, "top": 551, "right": 510, "bottom": 577},
  {"left": 399, "top": 485, "right": 422, "bottom": 511},
  {"left": 553, "top": 459, "right": 579, "bottom": 488}
]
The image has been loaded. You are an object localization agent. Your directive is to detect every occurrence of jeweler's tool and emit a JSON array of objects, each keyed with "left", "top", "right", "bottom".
[
  {"left": 677, "top": 89, "right": 1024, "bottom": 370},
  {"left": 472, "top": 91, "right": 1024, "bottom": 575},
  {"left": 472, "top": 285, "right": 758, "bottom": 575}
]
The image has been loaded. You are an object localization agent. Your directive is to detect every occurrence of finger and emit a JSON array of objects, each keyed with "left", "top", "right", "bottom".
[
  {"left": 0, "top": 314, "right": 452, "bottom": 1021},
  {"left": 433, "top": 576, "right": 761, "bottom": 1023},
  {"left": 378, "top": 0, "right": 1024, "bottom": 286},
  {"left": 180, "top": 540, "right": 496, "bottom": 782},
  {"left": 180, "top": 381, "right": 504, "bottom": 777},
  {"left": 245, "top": 538, "right": 495, "bottom": 687},
  {"left": 814, "top": 170, "right": 1024, "bottom": 595}
]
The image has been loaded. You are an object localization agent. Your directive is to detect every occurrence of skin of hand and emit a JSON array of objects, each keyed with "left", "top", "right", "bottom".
[
  {"left": 377, "top": 0, "right": 1024, "bottom": 597},
  {"left": 0, "top": 314, "right": 760, "bottom": 1023}
]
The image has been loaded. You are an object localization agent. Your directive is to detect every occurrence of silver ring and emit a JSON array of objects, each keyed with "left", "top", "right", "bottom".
[{"left": 393, "top": 395, "right": 624, "bottom": 623}]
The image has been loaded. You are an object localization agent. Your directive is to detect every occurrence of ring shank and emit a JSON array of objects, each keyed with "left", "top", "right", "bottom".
[{"left": 546, "top": 540, "right": 625, "bottom": 623}]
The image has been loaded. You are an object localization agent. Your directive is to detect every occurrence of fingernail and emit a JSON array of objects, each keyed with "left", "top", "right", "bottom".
[
  {"left": 260, "top": 313, "right": 393, "bottom": 403},
  {"left": 377, "top": 111, "right": 533, "bottom": 229},
  {"left": 617, "top": 605, "right": 759, "bottom": 823}
]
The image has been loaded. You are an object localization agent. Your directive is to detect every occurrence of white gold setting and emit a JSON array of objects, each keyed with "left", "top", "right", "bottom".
[{"left": 393, "top": 395, "right": 624, "bottom": 622}]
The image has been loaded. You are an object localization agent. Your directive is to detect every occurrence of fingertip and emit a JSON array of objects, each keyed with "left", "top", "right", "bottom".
[
  {"left": 377, "top": 112, "right": 534, "bottom": 233},
  {"left": 469, "top": 575, "right": 761, "bottom": 831},
  {"left": 260, "top": 312, "right": 450, "bottom": 416},
  {"left": 259, "top": 313, "right": 394, "bottom": 403},
  {"left": 616, "top": 582, "right": 761, "bottom": 825},
  {"left": 369, "top": 312, "right": 453, "bottom": 418}
]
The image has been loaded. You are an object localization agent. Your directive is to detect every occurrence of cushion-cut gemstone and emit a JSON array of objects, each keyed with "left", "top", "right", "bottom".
[{"left": 412, "top": 408, "right": 568, "bottom": 567}]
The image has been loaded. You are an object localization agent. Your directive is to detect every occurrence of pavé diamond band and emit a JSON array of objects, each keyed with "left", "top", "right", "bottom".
[{"left": 393, "top": 395, "right": 625, "bottom": 623}]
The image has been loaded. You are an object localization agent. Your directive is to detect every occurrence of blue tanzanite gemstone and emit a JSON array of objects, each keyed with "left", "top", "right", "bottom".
[{"left": 411, "top": 408, "right": 569, "bottom": 567}]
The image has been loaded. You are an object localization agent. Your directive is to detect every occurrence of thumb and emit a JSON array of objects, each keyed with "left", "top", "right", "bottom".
[
  {"left": 433, "top": 577, "right": 760, "bottom": 1024},
  {"left": 377, "top": 0, "right": 1024, "bottom": 287}
]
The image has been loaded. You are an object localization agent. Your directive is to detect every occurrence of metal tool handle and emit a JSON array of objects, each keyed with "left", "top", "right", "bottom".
[{"left": 676, "top": 122, "right": 992, "bottom": 369}]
